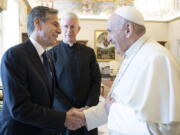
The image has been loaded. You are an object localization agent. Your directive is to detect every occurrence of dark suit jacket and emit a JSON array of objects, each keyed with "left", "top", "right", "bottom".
[
  {"left": 48, "top": 42, "right": 101, "bottom": 135},
  {"left": 0, "top": 40, "right": 66, "bottom": 135}
]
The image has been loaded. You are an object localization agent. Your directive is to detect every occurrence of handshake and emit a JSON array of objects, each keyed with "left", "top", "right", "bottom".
[
  {"left": 64, "top": 97, "right": 115, "bottom": 131},
  {"left": 64, "top": 108, "right": 86, "bottom": 130}
]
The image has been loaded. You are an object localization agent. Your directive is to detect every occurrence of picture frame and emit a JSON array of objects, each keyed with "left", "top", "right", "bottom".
[{"left": 95, "top": 30, "right": 115, "bottom": 61}]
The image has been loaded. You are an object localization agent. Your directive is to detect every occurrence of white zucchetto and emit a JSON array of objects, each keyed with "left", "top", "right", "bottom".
[{"left": 115, "top": 6, "right": 144, "bottom": 26}]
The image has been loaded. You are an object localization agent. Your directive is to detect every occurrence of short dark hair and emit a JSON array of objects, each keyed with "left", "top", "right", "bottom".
[{"left": 27, "top": 6, "right": 58, "bottom": 35}]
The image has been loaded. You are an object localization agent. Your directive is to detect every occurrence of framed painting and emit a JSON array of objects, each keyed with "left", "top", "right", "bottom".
[{"left": 95, "top": 30, "right": 115, "bottom": 61}]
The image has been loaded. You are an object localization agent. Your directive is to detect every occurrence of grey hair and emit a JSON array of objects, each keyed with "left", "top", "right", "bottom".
[
  {"left": 27, "top": 6, "right": 58, "bottom": 35},
  {"left": 133, "top": 23, "right": 146, "bottom": 35},
  {"left": 60, "top": 12, "right": 79, "bottom": 25},
  {"left": 115, "top": 15, "right": 146, "bottom": 35}
]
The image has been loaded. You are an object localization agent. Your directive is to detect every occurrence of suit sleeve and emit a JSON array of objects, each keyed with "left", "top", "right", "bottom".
[
  {"left": 1, "top": 49, "right": 66, "bottom": 131},
  {"left": 53, "top": 87, "right": 72, "bottom": 111},
  {"left": 85, "top": 49, "right": 101, "bottom": 106}
]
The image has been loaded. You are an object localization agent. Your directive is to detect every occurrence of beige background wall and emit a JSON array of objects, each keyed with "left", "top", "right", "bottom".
[
  {"left": 68, "top": 19, "right": 169, "bottom": 64},
  {"left": 73, "top": 20, "right": 169, "bottom": 49},
  {"left": 68, "top": 19, "right": 169, "bottom": 71},
  {"left": 18, "top": 1, "right": 169, "bottom": 55},
  {"left": 0, "top": 13, "right": 2, "bottom": 55},
  {"left": 168, "top": 18, "right": 180, "bottom": 62},
  {"left": 145, "top": 21, "right": 168, "bottom": 41},
  {"left": 3, "top": 0, "right": 180, "bottom": 63},
  {"left": 19, "top": 0, "right": 28, "bottom": 34}
]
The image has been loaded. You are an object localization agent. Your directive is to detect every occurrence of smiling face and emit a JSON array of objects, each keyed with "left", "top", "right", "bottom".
[
  {"left": 107, "top": 14, "right": 127, "bottom": 55},
  {"left": 61, "top": 17, "right": 80, "bottom": 44},
  {"left": 38, "top": 13, "right": 61, "bottom": 47}
]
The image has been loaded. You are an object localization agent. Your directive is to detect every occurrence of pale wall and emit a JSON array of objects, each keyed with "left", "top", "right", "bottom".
[
  {"left": 75, "top": 19, "right": 168, "bottom": 49},
  {"left": 19, "top": 0, "right": 28, "bottom": 40},
  {"left": 145, "top": 21, "right": 168, "bottom": 41},
  {"left": 19, "top": 10, "right": 169, "bottom": 62},
  {"left": 70, "top": 19, "right": 168, "bottom": 70},
  {"left": 1, "top": 0, "right": 20, "bottom": 57},
  {"left": 0, "top": 13, "right": 2, "bottom": 56},
  {"left": 70, "top": 19, "right": 168, "bottom": 63},
  {"left": 168, "top": 18, "right": 180, "bottom": 62}
]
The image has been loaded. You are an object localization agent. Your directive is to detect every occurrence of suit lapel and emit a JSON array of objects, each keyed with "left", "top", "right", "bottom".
[{"left": 23, "top": 40, "right": 53, "bottom": 101}]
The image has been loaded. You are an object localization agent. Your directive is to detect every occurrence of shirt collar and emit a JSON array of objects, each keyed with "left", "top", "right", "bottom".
[
  {"left": 69, "top": 43, "right": 74, "bottom": 47},
  {"left": 124, "top": 34, "right": 149, "bottom": 59},
  {"left": 29, "top": 37, "right": 45, "bottom": 57},
  {"left": 62, "top": 41, "right": 76, "bottom": 48}
]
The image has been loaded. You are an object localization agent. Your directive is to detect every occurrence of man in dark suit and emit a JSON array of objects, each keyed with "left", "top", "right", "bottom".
[
  {"left": 48, "top": 12, "right": 101, "bottom": 135},
  {"left": 0, "top": 6, "right": 83, "bottom": 135}
]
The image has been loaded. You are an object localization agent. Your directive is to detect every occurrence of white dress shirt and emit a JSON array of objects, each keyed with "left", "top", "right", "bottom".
[{"left": 29, "top": 37, "right": 45, "bottom": 62}]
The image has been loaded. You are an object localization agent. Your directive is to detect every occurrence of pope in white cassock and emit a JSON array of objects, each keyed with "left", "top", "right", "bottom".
[{"left": 83, "top": 6, "right": 180, "bottom": 135}]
